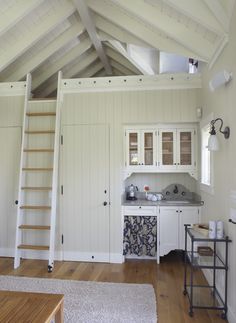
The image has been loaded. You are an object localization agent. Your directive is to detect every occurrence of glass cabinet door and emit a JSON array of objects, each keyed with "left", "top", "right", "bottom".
[
  {"left": 159, "top": 130, "right": 176, "bottom": 168},
  {"left": 126, "top": 131, "right": 140, "bottom": 166},
  {"left": 142, "top": 131, "right": 155, "bottom": 166},
  {"left": 177, "top": 129, "right": 195, "bottom": 169}
]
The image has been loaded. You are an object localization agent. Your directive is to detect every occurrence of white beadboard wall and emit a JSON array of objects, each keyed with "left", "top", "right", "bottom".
[
  {"left": 61, "top": 88, "right": 201, "bottom": 257},
  {"left": 0, "top": 95, "right": 24, "bottom": 256},
  {"left": 198, "top": 4, "right": 236, "bottom": 321}
]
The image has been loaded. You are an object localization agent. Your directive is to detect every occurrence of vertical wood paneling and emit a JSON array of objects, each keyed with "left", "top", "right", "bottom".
[
  {"left": 0, "top": 127, "right": 21, "bottom": 252},
  {"left": 61, "top": 88, "right": 200, "bottom": 256},
  {"left": 0, "top": 96, "right": 24, "bottom": 127}
]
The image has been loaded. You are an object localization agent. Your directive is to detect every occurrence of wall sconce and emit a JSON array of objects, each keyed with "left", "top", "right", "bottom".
[
  {"left": 208, "top": 118, "right": 230, "bottom": 151},
  {"left": 209, "top": 70, "right": 232, "bottom": 92}
]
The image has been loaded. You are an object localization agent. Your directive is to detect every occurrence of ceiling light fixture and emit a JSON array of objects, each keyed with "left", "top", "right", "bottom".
[{"left": 208, "top": 118, "right": 230, "bottom": 151}]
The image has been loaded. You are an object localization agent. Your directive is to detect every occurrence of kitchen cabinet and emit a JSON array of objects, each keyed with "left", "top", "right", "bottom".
[
  {"left": 159, "top": 128, "right": 196, "bottom": 171},
  {"left": 124, "top": 125, "right": 197, "bottom": 178},
  {"left": 159, "top": 206, "right": 200, "bottom": 257},
  {"left": 125, "top": 129, "right": 156, "bottom": 169}
]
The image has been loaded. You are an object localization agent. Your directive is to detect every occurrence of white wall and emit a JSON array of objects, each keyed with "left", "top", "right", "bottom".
[
  {"left": 61, "top": 88, "right": 201, "bottom": 257},
  {"left": 199, "top": 4, "right": 236, "bottom": 322}
]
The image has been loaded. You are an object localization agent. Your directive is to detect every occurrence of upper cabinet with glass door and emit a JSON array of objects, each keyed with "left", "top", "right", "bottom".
[
  {"left": 177, "top": 129, "right": 195, "bottom": 170},
  {"left": 124, "top": 125, "right": 197, "bottom": 179},
  {"left": 125, "top": 129, "right": 156, "bottom": 169},
  {"left": 159, "top": 128, "right": 196, "bottom": 171}
]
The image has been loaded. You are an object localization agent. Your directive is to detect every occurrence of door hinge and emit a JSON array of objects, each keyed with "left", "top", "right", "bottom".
[
  {"left": 61, "top": 234, "right": 64, "bottom": 244},
  {"left": 194, "top": 161, "right": 196, "bottom": 166},
  {"left": 125, "top": 131, "right": 126, "bottom": 136},
  {"left": 155, "top": 131, "right": 157, "bottom": 136},
  {"left": 198, "top": 209, "right": 199, "bottom": 214},
  {"left": 61, "top": 185, "right": 63, "bottom": 195},
  {"left": 194, "top": 130, "right": 196, "bottom": 135},
  {"left": 61, "top": 135, "right": 63, "bottom": 145}
]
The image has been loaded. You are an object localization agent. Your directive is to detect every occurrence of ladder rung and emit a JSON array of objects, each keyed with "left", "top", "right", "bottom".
[
  {"left": 22, "top": 168, "right": 53, "bottom": 171},
  {"left": 19, "top": 225, "right": 50, "bottom": 230},
  {"left": 25, "top": 130, "right": 55, "bottom": 134},
  {"left": 26, "top": 112, "right": 56, "bottom": 116},
  {"left": 21, "top": 187, "right": 52, "bottom": 191},
  {"left": 24, "top": 149, "right": 54, "bottom": 152},
  {"left": 20, "top": 205, "right": 51, "bottom": 210},
  {"left": 18, "top": 244, "right": 49, "bottom": 250}
]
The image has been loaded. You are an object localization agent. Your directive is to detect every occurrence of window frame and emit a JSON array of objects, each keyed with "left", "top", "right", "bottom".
[{"left": 200, "top": 113, "right": 214, "bottom": 195}]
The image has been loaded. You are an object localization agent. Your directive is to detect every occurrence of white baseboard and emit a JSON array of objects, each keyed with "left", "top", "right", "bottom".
[
  {"left": 110, "top": 253, "right": 123, "bottom": 263},
  {"left": 0, "top": 248, "right": 62, "bottom": 261},
  {"left": 125, "top": 254, "right": 157, "bottom": 260},
  {"left": 202, "top": 268, "right": 236, "bottom": 323},
  {"left": 0, "top": 248, "right": 124, "bottom": 265}
]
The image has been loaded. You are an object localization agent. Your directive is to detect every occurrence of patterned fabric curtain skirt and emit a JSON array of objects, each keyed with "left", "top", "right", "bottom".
[{"left": 123, "top": 216, "right": 157, "bottom": 257}]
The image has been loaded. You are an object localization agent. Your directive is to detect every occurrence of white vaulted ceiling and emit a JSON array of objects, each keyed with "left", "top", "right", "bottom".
[{"left": 0, "top": 0, "right": 234, "bottom": 97}]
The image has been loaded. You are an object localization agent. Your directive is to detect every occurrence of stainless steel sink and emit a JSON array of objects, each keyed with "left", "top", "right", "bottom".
[{"left": 164, "top": 200, "right": 190, "bottom": 204}]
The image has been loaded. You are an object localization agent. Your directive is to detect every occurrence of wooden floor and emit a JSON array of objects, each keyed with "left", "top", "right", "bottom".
[{"left": 0, "top": 252, "right": 227, "bottom": 323}]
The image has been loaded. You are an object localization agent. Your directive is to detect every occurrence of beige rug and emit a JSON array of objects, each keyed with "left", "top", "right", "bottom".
[{"left": 0, "top": 275, "right": 157, "bottom": 323}]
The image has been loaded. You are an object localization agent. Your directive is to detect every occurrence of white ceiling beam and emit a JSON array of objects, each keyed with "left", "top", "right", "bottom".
[
  {"left": 105, "top": 45, "right": 141, "bottom": 74},
  {"left": 92, "top": 69, "right": 107, "bottom": 77},
  {"left": 203, "top": 0, "right": 229, "bottom": 31},
  {"left": 162, "top": 0, "right": 224, "bottom": 34},
  {"left": 76, "top": 61, "right": 104, "bottom": 78},
  {"left": 112, "top": 67, "right": 125, "bottom": 76},
  {"left": 64, "top": 51, "right": 98, "bottom": 78},
  {"left": 109, "top": 40, "right": 154, "bottom": 75},
  {"left": 40, "top": 58, "right": 102, "bottom": 97},
  {"left": 0, "top": 0, "right": 44, "bottom": 37},
  {"left": 110, "top": 59, "right": 136, "bottom": 75},
  {"left": 73, "top": 0, "right": 112, "bottom": 75},
  {"left": 0, "top": 1, "right": 76, "bottom": 73},
  {"left": 111, "top": 0, "right": 215, "bottom": 60},
  {"left": 95, "top": 15, "right": 150, "bottom": 48},
  {"left": 87, "top": 0, "right": 207, "bottom": 61},
  {"left": 32, "top": 37, "right": 92, "bottom": 90},
  {"left": 3, "top": 22, "right": 84, "bottom": 82}
]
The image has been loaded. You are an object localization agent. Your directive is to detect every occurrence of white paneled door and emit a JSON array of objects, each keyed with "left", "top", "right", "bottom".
[
  {"left": 0, "top": 127, "right": 21, "bottom": 256},
  {"left": 61, "top": 124, "right": 110, "bottom": 262}
]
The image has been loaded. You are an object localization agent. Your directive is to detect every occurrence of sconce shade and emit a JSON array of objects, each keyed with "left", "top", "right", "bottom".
[{"left": 208, "top": 134, "right": 219, "bottom": 151}]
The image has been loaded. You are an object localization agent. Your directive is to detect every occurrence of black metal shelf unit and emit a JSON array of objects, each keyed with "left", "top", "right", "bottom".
[{"left": 183, "top": 224, "right": 231, "bottom": 319}]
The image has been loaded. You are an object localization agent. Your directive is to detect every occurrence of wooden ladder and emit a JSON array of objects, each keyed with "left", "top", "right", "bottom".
[{"left": 14, "top": 73, "right": 62, "bottom": 272}]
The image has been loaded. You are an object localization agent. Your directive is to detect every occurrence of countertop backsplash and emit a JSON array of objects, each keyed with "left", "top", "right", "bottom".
[{"left": 124, "top": 173, "right": 197, "bottom": 194}]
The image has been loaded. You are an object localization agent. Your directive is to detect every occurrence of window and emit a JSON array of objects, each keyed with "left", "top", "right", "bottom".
[{"left": 200, "top": 115, "right": 214, "bottom": 194}]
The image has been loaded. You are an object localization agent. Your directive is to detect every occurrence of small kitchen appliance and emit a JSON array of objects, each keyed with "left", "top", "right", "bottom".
[{"left": 126, "top": 184, "right": 138, "bottom": 200}]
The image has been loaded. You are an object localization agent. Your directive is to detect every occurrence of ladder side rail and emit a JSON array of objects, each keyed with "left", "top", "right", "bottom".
[
  {"left": 48, "top": 71, "right": 63, "bottom": 270},
  {"left": 14, "top": 73, "right": 32, "bottom": 269}
]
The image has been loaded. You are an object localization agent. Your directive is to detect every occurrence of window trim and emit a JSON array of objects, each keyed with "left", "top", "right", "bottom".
[{"left": 200, "top": 113, "right": 214, "bottom": 195}]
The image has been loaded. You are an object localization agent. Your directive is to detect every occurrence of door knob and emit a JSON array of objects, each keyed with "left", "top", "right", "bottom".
[{"left": 103, "top": 201, "right": 107, "bottom": 206}]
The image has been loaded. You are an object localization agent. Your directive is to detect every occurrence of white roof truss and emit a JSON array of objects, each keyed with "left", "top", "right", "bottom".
[
  {"left": 32, "top": 37, "right": 92, "bottom": 90},
  {"left": 73, "top": 0, "right": 112, "bottom": 75},
  {"left": 3, "top": 21, "right": 85, "bottom": 82},
  {"left": 87, "top": 0, "right": 207, "bottom": 61},
  {"left": 0, "top": 0, "right": 44, "bottom": 38},
  {"left": 0, "top": 1, "right": 76, "bottom": 73}
]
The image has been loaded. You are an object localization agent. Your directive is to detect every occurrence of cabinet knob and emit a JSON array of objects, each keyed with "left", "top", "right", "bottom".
[
  {"left": 103, "top": 201, "right": 107, "bottom": 206},
  {"left": 176, "top": 210, "right": 178, "bottom": 213},
  {"left": 139, "top": 206, "right": 142, "bottom": 209},
  {"left": 180, "top": 210, "right": 182, "bottom": 213}
]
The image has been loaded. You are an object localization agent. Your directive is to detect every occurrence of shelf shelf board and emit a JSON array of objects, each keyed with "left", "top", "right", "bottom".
[
  {"left": 185, "top": 285, "right": 225, "bottom": 309},
  {"left": 187, "top": 251, "right": 226, "bottom": 269}
]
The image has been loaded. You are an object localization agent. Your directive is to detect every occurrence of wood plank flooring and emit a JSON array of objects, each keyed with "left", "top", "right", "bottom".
[{"left": 0, "top": 252, "right": 227, "bottom": 323}]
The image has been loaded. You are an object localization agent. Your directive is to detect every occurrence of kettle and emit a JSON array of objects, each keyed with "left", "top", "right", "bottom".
[{"left": 126, "top": 184, "right": 138, "bottom": 200}]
